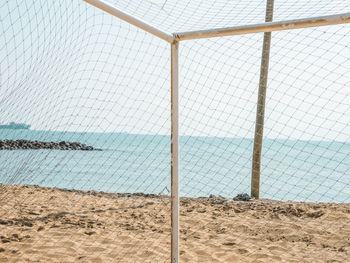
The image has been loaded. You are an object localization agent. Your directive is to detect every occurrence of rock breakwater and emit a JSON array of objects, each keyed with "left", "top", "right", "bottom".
[{"left": 0, "top": 140, "right": 101, "bottom": 151}]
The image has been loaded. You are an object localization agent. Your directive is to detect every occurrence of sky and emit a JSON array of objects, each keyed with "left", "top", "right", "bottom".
[{"left": 1, "top": 0, "right": 350, "bottom": 141}]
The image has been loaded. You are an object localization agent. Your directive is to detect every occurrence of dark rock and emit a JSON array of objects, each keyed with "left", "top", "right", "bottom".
[{"left": 233, "top": 193, "right": 254, "bottom": 201}]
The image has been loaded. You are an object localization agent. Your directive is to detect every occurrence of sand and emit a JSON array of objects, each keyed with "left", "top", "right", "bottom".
[{"left": 0, "top": 184, "right": 349, "bottom": 262}]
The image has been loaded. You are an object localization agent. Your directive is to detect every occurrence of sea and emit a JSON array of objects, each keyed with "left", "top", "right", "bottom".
[{"left": 0, "top": 130, "right": 349, "bottom": 203}]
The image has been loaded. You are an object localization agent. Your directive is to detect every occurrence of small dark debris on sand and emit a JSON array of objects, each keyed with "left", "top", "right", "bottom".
[{"left": 233, "top": 193, "right": 254, "bottom": 201}]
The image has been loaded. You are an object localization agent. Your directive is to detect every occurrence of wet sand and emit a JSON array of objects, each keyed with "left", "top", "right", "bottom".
[{"left": 0, "top": 184, "right": 349, "bottom": 262}]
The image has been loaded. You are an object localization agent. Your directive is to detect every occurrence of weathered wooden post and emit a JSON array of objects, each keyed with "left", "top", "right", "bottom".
[{"left": 251, "top": 0, "right": 274, "bottom": 199}]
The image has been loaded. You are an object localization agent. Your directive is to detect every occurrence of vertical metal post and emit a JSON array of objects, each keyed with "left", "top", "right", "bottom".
[
  {"left": 251, "top": 0, "right": 274, "bottom": 199},
  {"left": 171, "top": 40, "right": 179, "bottom": 263}
]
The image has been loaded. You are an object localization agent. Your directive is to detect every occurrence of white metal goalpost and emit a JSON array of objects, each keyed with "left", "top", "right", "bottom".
[{"left": 83, "top": 0, "right": 350, "bottom": 261}]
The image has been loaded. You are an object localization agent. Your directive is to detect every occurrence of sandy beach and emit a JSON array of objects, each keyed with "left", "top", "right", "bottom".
[{"left": 0, "top": 184, "right": 349, "bottom": 262}]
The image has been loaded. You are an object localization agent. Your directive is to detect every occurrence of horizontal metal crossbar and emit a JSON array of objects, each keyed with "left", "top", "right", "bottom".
[
  {"left": 84, "top": 0, "right": 175, "bottom": 43},
  {"left": 84, "top": 0, "right": 350, "bottom": 42},
  {"left": 174, "top": 13, "right": 350, "bottom": 41}
]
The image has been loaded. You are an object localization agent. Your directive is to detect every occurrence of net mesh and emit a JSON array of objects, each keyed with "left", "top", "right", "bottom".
[
  {"left": 107, "top": 0, "right": 350, "bottom": 32},
  {"left": 176, "top": 23, "right": 350, "bottom": 261},
  {"left": 1, "top": 0, "right": 349, "bottom": 262},
  {"left": 262, "top": 25, "right": 350, "bottom": 203},
  {"left": 1, "top": 0, "right": 171, "bottom": 261}
]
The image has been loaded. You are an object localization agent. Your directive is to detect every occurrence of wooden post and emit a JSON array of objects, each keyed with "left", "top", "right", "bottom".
[
  {"left": 171, "top": 40, "right": 179, "bottom": 263},
  {"left": 251, "top": 0, "right": 274, "bottom": 199}
]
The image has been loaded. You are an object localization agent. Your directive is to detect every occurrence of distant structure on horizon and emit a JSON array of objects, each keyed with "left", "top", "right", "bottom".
[{"left": 0, "top": 122, "right": 31, "bottom": 130}]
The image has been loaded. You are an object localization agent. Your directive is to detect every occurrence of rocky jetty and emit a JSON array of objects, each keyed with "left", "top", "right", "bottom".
[{"left": 0, "top": 140, "right": 101, "bottom": 151}]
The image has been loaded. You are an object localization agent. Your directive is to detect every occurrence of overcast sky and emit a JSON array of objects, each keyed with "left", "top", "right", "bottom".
[{"left": 1, "top": 0, "right": 349, "bottom": 141}]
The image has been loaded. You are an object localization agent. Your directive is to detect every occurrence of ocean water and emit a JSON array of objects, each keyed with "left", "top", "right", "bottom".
[{"left": 0, "top": 130, "right": 349, "bottom": 203}]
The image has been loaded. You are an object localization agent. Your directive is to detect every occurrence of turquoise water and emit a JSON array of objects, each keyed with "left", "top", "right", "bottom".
[{"left": 0, "top": 130, "right": 349, "bottom": 203}]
